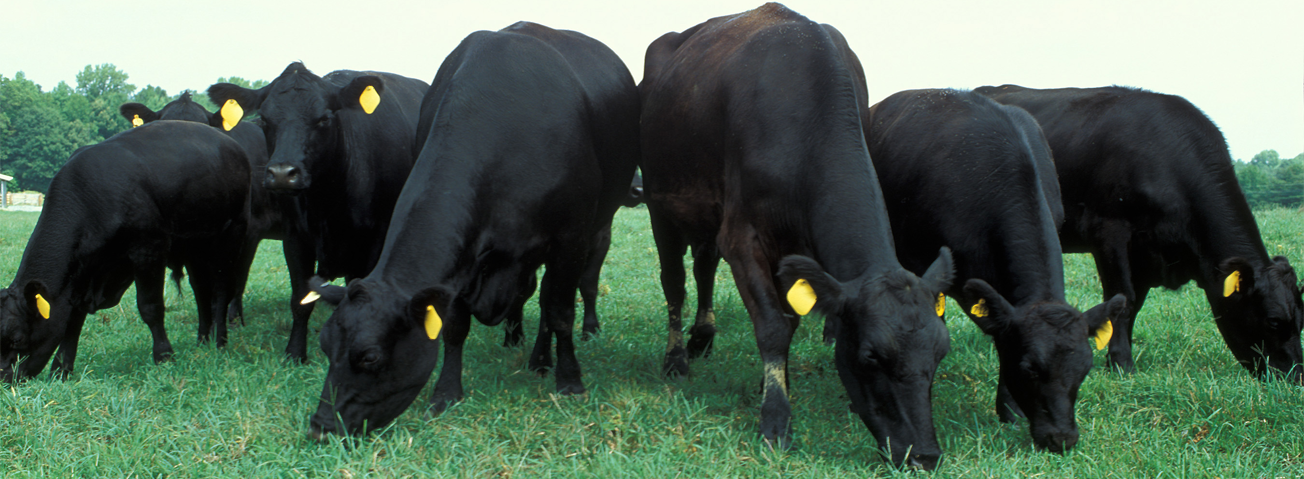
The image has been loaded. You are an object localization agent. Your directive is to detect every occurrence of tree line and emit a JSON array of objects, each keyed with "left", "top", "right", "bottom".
[
  {"left": 1, "top": 64, "right": 1300, "bottom": 209},
  {"left": 1236, "top": 150, "right": 1304, "bottom": 209},
  {"left": 0, "top": 64, "right": 264, "bottom": 192}
]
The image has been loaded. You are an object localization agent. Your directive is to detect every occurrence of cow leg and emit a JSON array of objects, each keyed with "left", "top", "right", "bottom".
[
  {"left": 649, "top": 207, "right": 691, "bottom": 377},
  {"left": 188, "top": 263, "right": 227, "bottom": 347},
  {"left": 49, "top": 310, "right": 89, "bottom": 379},
  {"left": 504, "top": 274, "right": 535, "bottom": 348},
  {"left": 1089, "top": 224, "right": 1142, "bottom": 373},
  {"left": 134, "top": 264, "right": 175, "bottom": 363},
  {"left": 283, "top": 234, "right": 317, "bottom": 362},
  {"left": 429, "top": 308, "right": 473, "bottom": 414},
  {"left": 226, "top": 237, "right": 262, "bottom": 328},
  {"left": 686, "top": 242, "right": 720, "bottom": 359},
  {"left": 529, "top": 275, "right": 554, "bottom": 374},
  {"left": 995, "top": 378, "right": 1025, "bottom": 424},
  {"left": 721, "top": 225, "right": 796, "bottom": 448},
  {"left": 578, "top": 224, "right": 614, "bottom": 340},
  {"left": 540, "top": 251, "right": 588, "bottom": 395}
]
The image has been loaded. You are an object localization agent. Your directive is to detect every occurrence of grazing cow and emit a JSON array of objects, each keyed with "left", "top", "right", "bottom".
[
  {"left": 864, "top": 88, "right": 1126, "bottom": 452},
  {"left": 976, "top": 84, "right": 1304, "bottom": 380},
  {"left": 640, "top": 4, "right": 954, "bottom": 469},
  {"left": 119, "top": 93, "right": 313, "bottom": 335},
  {"left": 0, "top": 121, "right": 250, "bottom": 381},
  {"left": 305, "top": 22, "right": 639, "bottom": 438},
  {"left": 207, "top": 63, "right": 429, "bottom": 361}
]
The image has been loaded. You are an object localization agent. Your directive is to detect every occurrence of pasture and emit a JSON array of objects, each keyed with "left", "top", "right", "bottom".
[{"left": 1, "top": 206, "right": 1302, "bottom": 477}]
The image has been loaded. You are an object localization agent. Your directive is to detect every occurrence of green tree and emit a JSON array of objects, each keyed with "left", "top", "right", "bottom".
[
  {"left": 131, "top": 84, "right": 171, "bottom": 111},
  {"left": 75, "top": 63, "right": 136, "bottom": 139},
  {"left": 1250, "top": 149, "right": 1281, "bottom": 168},
  {"left": 0, "top": 73, "right": 97, "bottom": 192}
]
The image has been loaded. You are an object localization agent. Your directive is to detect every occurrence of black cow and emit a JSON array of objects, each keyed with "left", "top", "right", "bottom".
[
  {"left": 976, "top": 84, "right": 1304, "bottom": 380},
  {"left": 305, "top": 22, "right": 639, "bottom": 438},
  {"left": 119, "top": 93, "right": 314, "bottom": 337},
  {"left": 0, "top": 121, "right": 250, "bottom": 381},
  {"left": 640, "top": 4, "right": 953, "bottom": 469},
  {"left": 207, "top": 64, "right": 429, "bottom": 361},
  {"left": 864, "top": 88, "right": 1126, "bottom": 452}
]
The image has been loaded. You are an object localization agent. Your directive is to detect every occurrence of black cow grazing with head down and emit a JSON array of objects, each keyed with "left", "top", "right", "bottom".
[
  {"left": 305, "top": 22, "right": 639, "bottom": 439},
  {"left": 0, "top": 121, "right": 250, "bottom": 381},
  {"left": 640, "top": 4, "right": 954, "bottom": 469},
  {"left": 976, "top": 85, "right": 1304, "bottom": 381},
  {"left": 207, "top": 64, "right": 429, "bottom": 361},
  {"left": 864, "top": 89, "right": 1127, "bottom": 452},
  {"left": 119, "top": 93, "right": 314, "bottom": 351}
]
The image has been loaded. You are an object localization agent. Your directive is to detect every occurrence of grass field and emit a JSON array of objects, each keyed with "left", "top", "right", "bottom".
[{"left": 1, "top": 206, "right": 1302, "bottom": 478}]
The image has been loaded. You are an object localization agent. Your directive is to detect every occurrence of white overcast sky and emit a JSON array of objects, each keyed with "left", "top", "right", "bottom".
[{"left": 3, "top": 0, "right": 1301, "bottom": 161}]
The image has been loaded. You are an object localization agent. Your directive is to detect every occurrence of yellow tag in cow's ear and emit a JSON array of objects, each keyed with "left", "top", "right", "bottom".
[
  {"left": 970, "top": 299, "right": 988, "bottom": 318},
  {"left": 359, "top": 85, "right": 380, "bottom": 115},
  {"left": 786, "top": 279, "right": 817, "bottom": 316},
  {"left": 424, "top": 305, "right": 443, "bottom": 340},
  {"left": 34, "top": 293, "right": 50, "bottom": 319},
  {"left": 131, "top": 115, "right": 143, "bottom": 127},
  {"left": 1223, "top": 270, "right": 1242, "bottom": 297},
  {"left": 300, "top": 291, "right": 321, "bottom": 305},
  {"left": 1093, "top": 320, "right": 1113, "bottom": 350},
  {"left": 220, "top": 99, "right": 243, "bottom": 131},
  {"left": 935, "top": 293, "right": 946, "bottom": 317}
]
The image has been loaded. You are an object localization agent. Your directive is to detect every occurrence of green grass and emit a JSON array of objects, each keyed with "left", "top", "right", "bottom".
[{"left": 2, "top": 207, "right": 1302, "bottom": 478}]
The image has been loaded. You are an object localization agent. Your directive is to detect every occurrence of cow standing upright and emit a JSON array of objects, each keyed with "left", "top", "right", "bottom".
[
  {"left": 864, "top": 88, "right": 1126, "bottom": 452},
  {"left": 640, "top": 4, "right": 954, "bottom": 469},
  {"left": 305, "top": 22, "right": 639, "bottom": 439},
  {"left": 0, "top": 121, "right": 250, "bottom": 381},
  {"left": 207, "top": 64, "right": 429, "bottom": 361},
  {"left": 120, "top": 93, "right": 313, "bottom": 333},
  {"left": 976, "top": 84, "right": 1304, "bottom": 380}
]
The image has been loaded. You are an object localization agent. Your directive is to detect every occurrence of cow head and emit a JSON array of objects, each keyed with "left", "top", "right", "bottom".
[
  {"left": 0, "top": 280, "right": 63, "bottom": 383},
  {"left": 207, "top": 63, "right": 385, "bottom": 194},
  {"left": 1212, "top": 256, "right": 1304, "bottom": 382},
  {"left": 777, "top": 248, "right": 953, "bottom": 470},
  {"left": 119, "top": 92, "right": 211, "bottom": 126},
  {"left": 306, "top": 278, "right": 444, "bottom": 439},
  {"left": 963, "top": 279, "right": 1124, "bottom": 452}
]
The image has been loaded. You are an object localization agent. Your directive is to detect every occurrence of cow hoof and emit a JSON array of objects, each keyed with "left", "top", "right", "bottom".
[
  {"left": 153, "top": 347, "right": 175, "bottom": 364},
  {"left": 581, "top": 325, "right": 600, "bottom": 341},
  {"left": 529, "top": 356, "right": 553, "bottom": 376},
  {"left": 428, "top": 396, "right": 461, "bottom": 416},
  {"left": 663, "top": 353, "right": 690, "bottom": 378},
  {"left": 557, "top": 384, "right": 588, "bottom": 396},
  {"left": 503, "top": 335, "right": 524, "bottom": 348}
]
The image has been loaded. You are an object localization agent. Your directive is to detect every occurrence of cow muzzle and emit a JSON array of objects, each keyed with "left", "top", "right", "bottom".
[{"left": 265, "top": 164, "right": 310, "bottom": 192}]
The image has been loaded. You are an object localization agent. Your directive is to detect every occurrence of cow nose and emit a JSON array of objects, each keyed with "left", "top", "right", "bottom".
[
  {"left": 1040, "top": 430, "right": 1080, "bottom": 453},
  {"left": 265, "top": 164, "right": 306, "bottom": 191},
  {"left": 906, "top": 453, "right": 941, "bottom": 471}
]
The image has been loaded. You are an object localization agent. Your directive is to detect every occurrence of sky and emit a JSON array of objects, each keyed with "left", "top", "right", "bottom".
[{"left": 3, "top": 0, "right": 1301, "bottom": 162}]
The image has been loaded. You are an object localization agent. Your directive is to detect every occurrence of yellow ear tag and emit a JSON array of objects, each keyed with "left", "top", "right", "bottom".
[
  {"left": 300, "top": 291, "right": 321, "bottom": 305},
  {"left": 424, "top": 305, "right": 443, "bottom": 340},
  {"left": 970, "top": 299, "right": 988, "bottom": 318},
  {"left": 220, "top": 99, "right": 243, "bottom": 131},
  {"left": 359, "top": 85, "right": 380, "bottom": 114},
  {"left": 1223, "top": 270, "right": 1241, "bottom": 297},
  {"left": 1093, "top": 320, "right": 1113, "bottom": 350},
  {"left": 786, "top": 279, "right": 817, "bottom": 316},
  {"left": 35, "top": 293, "right": 51, "bottom": 319},
  {"left": 131, "top": 115, "right": 143, "bottom": 127},
  {"left": 935, "top": 293, "right": 946, "bottom": 317}
]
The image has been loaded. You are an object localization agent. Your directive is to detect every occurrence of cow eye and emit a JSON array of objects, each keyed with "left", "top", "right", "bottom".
[
  {"left": 1021, "top": 362, "right": 1040, "bottom": 380},
  {"left": 316, "top": 116, "right": 331, "bottom": 128},
  {"left": 356, "top": 350, "right": 383, "bottom": 370}
]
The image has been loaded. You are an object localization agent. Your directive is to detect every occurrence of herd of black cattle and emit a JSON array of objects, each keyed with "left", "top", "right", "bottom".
[{"left": 1, "top": 3, "right": 1300, "bottom": 470}]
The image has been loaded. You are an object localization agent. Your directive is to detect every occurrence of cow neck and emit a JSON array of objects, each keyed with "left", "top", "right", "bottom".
[
  {"left": 803, "top": 144, "right": 903, "bottom": 283},
  {"left": 1189, "top": 178, "right": 1271, "bottom": 289},
  {"left": 10, "top": 175, "right": 102, "bottom": 302}
]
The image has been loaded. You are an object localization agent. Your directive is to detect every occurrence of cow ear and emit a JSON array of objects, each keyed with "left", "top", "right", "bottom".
[
  {"left": 961, "top": 279, "right": 1014, "bottom": 334},
  {"left": 337, "top": 76, "right": 385, "bottom": 115},
  {"left": 207, "top": 83, "right": 264, "bottom": 131},
  {"left": 1218, "top": 257, "right": 1256, "bottom": 299},
  {"left": 302, "top": 276, "right": 346, "bottom": 306},
  {"left": 22, "top": 280, "right": 51, "bottom": 321},
  {"left": 407, "top": 286, "right": 455, "bottom": 341},
  {"left": 118, "top": 103, "right": 158, "bottom": 127},
  {"left": 776, "top": 255, "right": 846, "bottom": 316},
  {"left": 921, "top": 246, "right": 955, "bottom": 292},
  {"left": 1083, "top": 294, "right": 1126, "bottom": 350}
]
